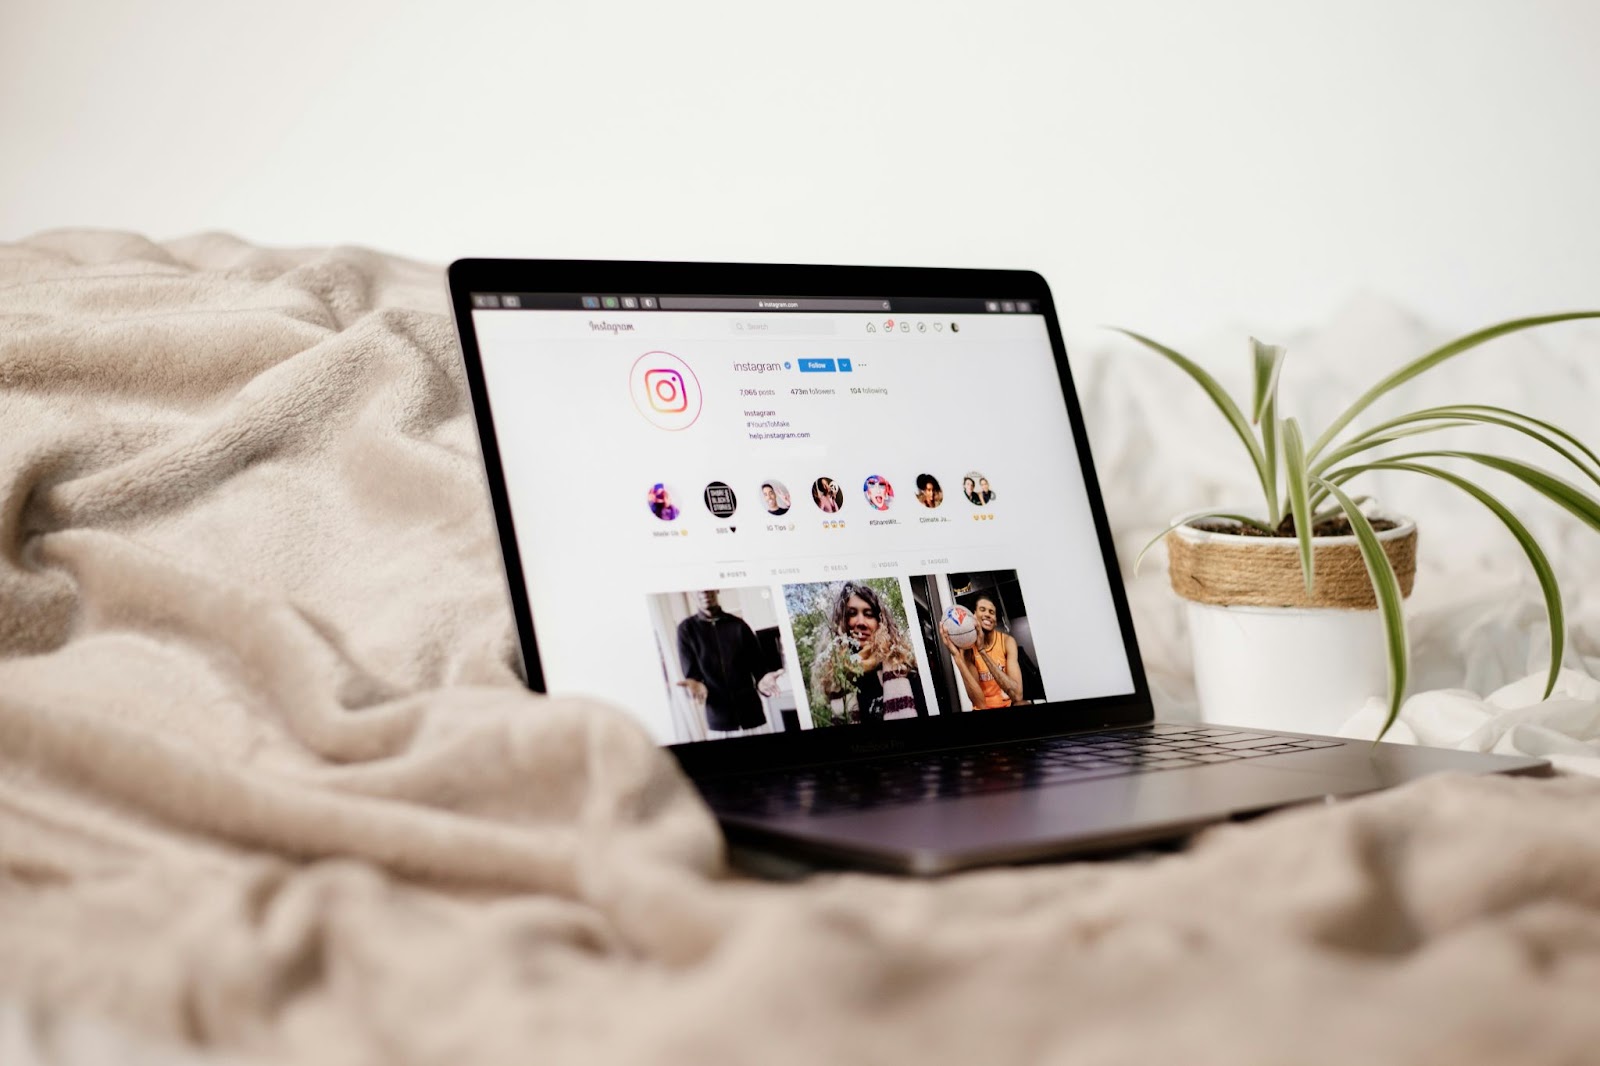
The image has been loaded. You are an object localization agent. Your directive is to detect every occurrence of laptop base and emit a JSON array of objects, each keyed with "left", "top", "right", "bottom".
[{"left": 704, "top": 723, "right": 1550, "bottom": 876}]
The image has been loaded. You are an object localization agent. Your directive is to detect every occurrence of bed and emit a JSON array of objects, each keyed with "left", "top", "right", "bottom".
[{"left": 3, "top": 231, "right": 1599, "bottom": 1065}]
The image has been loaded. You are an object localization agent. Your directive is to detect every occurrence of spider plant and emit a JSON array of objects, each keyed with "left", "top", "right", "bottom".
[{"left": 1119, "top": 312, "right": 1600, "bottom": 739}]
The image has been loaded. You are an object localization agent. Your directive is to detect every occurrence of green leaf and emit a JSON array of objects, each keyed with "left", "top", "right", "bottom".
[
  {"left": 1312, "top": 478, "right": 1409, "bottom": 741},
  {"left": 1361, "top": 461, "right": 1565, "bottom": 701},
  {"left": 1445, "top": 404, "right": 1600, "bottom": 477},
  {"left": 1306, "top": 468, "right": 1368, "bottom": 516},
  {"left": 1131, "top": 509, "right": 1277, "bottom": 576},
  {"left": 1317, "top": 406, "right": 1600, "bottom": 489},
  {"left": 1353, "top": 450, "right": 1600, "bottom": 535},
  {"left": 1111, "top": 328, "right": 1272, "bottom": 512},
  {"left": 1249, "top": 337, "right": 1287, "bottom": 425},
  {"left": 1261, "top": 397, "right": 1281, "bottom": 526},
  {"left": 1307, "top": 312, "right": 1600, "bottom": 461},
  {"left": 1282, "top": 418, "right": 1315, "bottom": 594},
  {"left": 1310, "top": 420, "right": 1477, "bottom": 477}
]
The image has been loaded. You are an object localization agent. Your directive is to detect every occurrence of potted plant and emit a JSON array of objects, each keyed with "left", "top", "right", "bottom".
[{"left": 1119, "top": 312, "right": 1600, "bottom": 738}]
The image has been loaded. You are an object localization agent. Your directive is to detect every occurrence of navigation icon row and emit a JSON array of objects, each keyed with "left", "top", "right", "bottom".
[{"left": 865, "top": 319, "right": 960, "bottom": 334}]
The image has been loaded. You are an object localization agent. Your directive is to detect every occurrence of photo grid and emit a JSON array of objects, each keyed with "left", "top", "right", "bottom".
[{"left": 644, "top": 566, "right": 1047, "bottom": 742}]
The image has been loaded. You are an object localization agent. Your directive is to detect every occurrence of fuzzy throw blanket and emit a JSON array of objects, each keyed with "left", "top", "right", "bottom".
[{"left": 4, "top": 231, "right": 1600, "bottom": 1066}]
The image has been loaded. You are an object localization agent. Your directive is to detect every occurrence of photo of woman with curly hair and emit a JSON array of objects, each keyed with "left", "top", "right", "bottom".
[{"left": 784, "top": 577, "right": 929, "bottom": 727}]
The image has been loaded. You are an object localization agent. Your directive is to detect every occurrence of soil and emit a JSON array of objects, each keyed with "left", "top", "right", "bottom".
[{"left": 1191, "top": 515, "right": 1400, "bottom": 538}]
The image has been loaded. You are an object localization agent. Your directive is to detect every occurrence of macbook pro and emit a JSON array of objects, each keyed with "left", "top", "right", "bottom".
[{"left": 448, "top": 260, "right": 1547, "bottom": 875}]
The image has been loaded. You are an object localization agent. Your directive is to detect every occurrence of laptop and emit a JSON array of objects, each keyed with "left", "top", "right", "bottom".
[{"left": 447, "top": 259, "right": 1548, "bottom": 875}]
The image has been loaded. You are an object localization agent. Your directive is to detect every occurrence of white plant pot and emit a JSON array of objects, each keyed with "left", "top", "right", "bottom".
[
  {"left": 1169, "top": 515, "right": 1417, "bottom": 734},
  {"left": 1186, "top": 601, "right": 1390, "bottom": 734}
]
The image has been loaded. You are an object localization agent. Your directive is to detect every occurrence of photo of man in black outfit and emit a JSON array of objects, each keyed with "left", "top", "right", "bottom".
[{"left": 675, "top": 590, "right": 785, "bottom": 736}]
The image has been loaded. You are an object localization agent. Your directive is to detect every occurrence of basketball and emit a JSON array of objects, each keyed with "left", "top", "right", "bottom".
[{"left": 942, "top": 605, "right": 979, "bottom": 648}]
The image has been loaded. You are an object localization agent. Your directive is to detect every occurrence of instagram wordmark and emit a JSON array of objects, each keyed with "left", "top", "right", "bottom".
[{"left": 629, "top": 351, "right": 702, "bottom": 430}]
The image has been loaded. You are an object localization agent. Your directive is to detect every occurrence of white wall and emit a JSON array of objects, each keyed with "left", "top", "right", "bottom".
[{"left": 4, "top": 0, "right": 1598, "bottom": 346}]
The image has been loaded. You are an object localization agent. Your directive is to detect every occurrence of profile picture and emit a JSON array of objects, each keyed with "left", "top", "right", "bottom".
[
  {"left": 760, "top": 480, "right": 792, "bottom": 516},
  {"left": 783, "top": 577, "right": 928, "bottom": 728},
  {"left": 862, "top": 475, "right": 894, "bottom": 511},
  {"left": 914, "top": 473, "right": 944, "bottom": 509},
  {"left": 811, "top": 477, "right": 844, "bottom": 513},
  {"left": 963, "top": 471, "right": 996, "bottom": 507},
  {"left": 647, "top": 482, "right": 680, "bottom": 521},
  {"left": 703, "top": 481, "right": 737, "bottom": 519}
]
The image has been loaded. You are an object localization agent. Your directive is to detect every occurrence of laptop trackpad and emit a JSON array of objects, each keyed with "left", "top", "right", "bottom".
[{"left": 766, "top": 761, "right": 1373, "bottom": 865}]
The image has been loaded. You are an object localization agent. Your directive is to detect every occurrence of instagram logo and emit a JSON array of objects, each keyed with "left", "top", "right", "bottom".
[
  {"left": 645, "top": 367, "right": 687, "bottom": 412},
  {"left": 629, "top": 351, "right": 702, "bottom": 430}
]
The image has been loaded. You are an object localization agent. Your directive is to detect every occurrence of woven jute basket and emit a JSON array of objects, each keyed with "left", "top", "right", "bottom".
[{"left": 1166, "top": 516, "right": 1417, "bottom": 610}]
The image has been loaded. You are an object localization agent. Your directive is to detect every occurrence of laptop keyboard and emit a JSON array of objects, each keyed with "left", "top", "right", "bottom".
[{"left": 699, "top": 724, "right": 1346, "bottom": 818}]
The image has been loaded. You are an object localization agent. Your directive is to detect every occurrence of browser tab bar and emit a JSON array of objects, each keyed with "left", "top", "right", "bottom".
[{"left": 471, "top": 294, "right": 1019, "bottom": 314}]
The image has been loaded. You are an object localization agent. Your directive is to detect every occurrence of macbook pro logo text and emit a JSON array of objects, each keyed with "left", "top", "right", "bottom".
[{"left": 629, "top": 351, "right": 702, "bottom": 430}]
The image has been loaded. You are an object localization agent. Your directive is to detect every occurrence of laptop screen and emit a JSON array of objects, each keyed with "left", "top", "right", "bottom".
[{"left": 468, "top": 288, "right": 1135, "bottom": 746}]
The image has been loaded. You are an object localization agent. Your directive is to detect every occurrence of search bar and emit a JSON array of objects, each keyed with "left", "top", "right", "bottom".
[{"left": 730, "top": 319, "right": 839, "bottom": 336}]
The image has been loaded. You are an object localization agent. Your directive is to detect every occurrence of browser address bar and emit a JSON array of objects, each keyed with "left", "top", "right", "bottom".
[{"left": 659, "top": 297, "right": 891, "bottom": 312}]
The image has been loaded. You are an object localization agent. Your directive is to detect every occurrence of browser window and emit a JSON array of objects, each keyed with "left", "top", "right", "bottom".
[{"left": 472, "top": 296, "right": 1134, "bottom": 745}]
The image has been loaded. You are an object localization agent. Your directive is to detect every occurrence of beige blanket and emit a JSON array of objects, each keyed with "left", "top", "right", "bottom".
[{"left": 4, "top": 231, "right": 1600, "bottom": 1066}]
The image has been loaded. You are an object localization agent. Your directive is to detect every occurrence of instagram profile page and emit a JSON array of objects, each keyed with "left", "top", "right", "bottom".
[{"left": 473, "top": 308, "right": 1134, "bottom": 744}]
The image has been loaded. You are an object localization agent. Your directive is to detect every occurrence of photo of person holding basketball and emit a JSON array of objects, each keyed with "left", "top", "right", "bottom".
[
  {"left": 909, "top": 572, "right": 1044, "bottom": 716},
  {"left": 939, "top": 593, "right": 1024, "bottom": 708}
]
